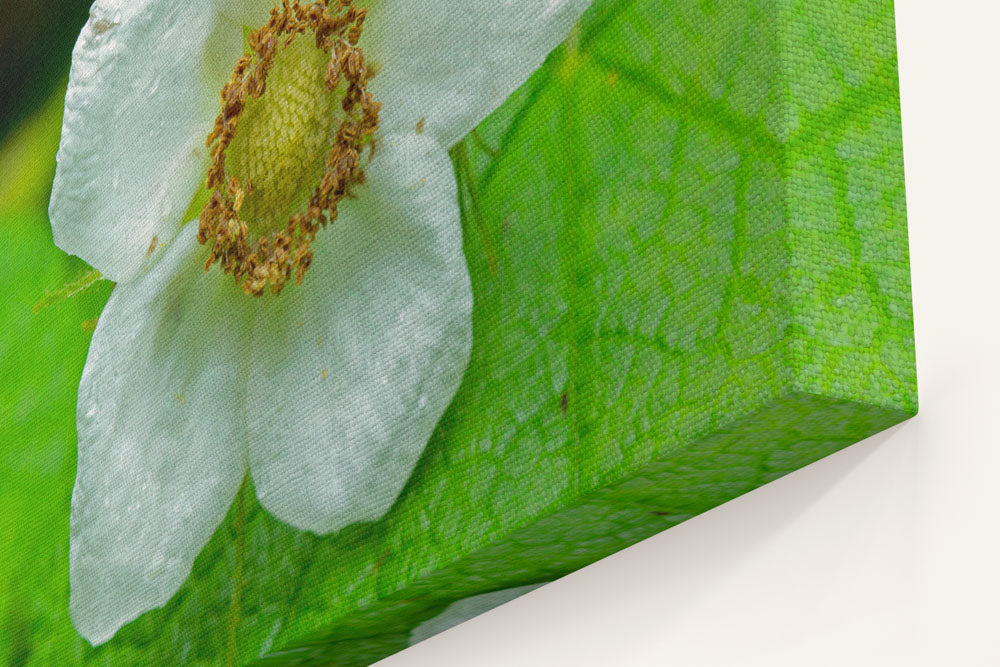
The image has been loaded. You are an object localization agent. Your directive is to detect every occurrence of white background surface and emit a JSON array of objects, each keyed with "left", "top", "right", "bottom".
[{"left": 380, "top": 2, "right": 1000, "bottom": 665}]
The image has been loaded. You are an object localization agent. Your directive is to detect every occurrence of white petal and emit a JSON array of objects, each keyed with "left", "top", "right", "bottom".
[
  {"left": 70, "top": 223, "right": 253, "bottom": 645},
  {"left": 364, "top": 0, "right": 592, "bottom": 148},
  {"left": 49, "top": 0, "right": 244, "bottom": 282},
  {"left": 245, "top": 133, "right": 473, "bottom": 534},
  {"left": 409, "top": 584, "right": 546, "bottom": 646}
]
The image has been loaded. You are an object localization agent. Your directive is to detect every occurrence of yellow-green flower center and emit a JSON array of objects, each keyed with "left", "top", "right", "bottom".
[
  {"left": 226, "top": 37, "right": 339, "bottom": 238},
  {"left": 198, "top": 0, "right": 380, "bottom": 297}
]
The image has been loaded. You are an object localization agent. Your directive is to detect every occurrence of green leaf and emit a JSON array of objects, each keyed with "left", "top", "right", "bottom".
[{"left": 0, "top": 1, "right": 915, "bottom": 665}]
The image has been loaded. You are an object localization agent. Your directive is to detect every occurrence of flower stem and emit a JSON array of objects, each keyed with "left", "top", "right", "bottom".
[
  {"left": 225, "top": 475, "right": 250, "bottom": 667},
  {"left": 470, "top": 129, "right": 498, "bottom": 158},
  {"left": 452, "top": 140, "right": 498, "bottom": 275}
]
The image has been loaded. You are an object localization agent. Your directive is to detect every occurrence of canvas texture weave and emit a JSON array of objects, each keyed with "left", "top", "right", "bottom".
[{"left": 0, "top": 0, "right": 915, "bottom": 664}]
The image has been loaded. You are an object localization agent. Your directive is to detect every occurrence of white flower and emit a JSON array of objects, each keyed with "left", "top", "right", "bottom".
[{"left": 50, "top": 0, "right": 589, "bottom": 645}]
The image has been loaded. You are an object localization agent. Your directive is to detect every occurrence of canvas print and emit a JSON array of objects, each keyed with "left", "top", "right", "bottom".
[{"left": 0, "top": 0, "right": 916, "bottom": 664}]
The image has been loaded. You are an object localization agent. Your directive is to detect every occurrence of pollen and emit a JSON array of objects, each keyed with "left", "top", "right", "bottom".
[{"left": 198, "top": 0, "right": 380, "bottom": 297}]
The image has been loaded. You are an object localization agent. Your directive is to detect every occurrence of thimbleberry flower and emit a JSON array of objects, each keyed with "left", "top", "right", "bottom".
[{"left": 50, "top": 0, "right": 589, "bottom": 644}]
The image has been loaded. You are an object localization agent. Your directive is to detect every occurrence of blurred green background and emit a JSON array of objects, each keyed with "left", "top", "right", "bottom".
[
  {"left": 0, "top": 4, "right": 112, "bottom": 664},
  {"left": 0, "top": 0, "right": 93, "bottom": 215}
]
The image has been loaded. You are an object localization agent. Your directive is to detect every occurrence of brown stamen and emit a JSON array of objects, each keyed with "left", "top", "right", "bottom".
[{"left": 198, "top": 0, "right": 381, "bottom": 297}]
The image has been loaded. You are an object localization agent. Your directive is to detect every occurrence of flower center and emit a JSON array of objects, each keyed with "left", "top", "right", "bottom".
[
  {"left": 228, "top": 38, "right": 338, "bottom": 237},
  {"left": 198, "top": 0, "right": 380, "bottom": 297}
]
